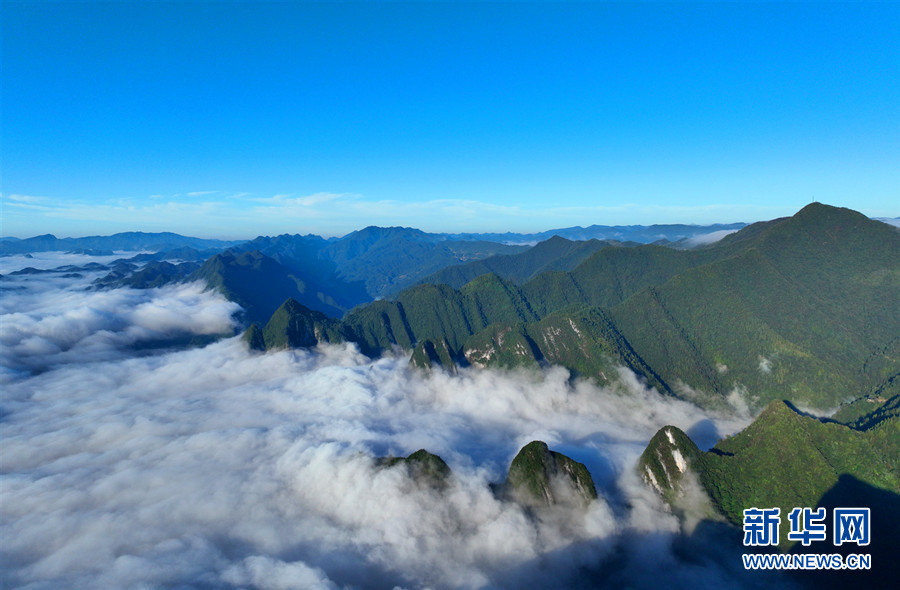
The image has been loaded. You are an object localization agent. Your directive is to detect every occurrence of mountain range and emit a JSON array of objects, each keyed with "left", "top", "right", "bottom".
[
  {"left": 8, "top": 203, "right": 898, "bottom": 413},
  {"left": 0, "top": 231, "right": 241, "bottom": 255},
  {"left": 249, "top": 203, "right": 900, "bottom": 411},
  {"left": 8, "top": 203, "right": 898, "bottom": 585},
  {"left": 8, "top": 230, "right": 624, "bottom": 328},
  {"left": 441, "top": 222, "right": 748, "bottom": 244},
  {"left": 81, "top": 222, "right": 740, "bottom": 325},
  {"left": 0, "top": 222, "right": 751, "bottom": 256}
]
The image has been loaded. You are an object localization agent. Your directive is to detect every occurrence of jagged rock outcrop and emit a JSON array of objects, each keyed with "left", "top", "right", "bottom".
[
  {"left": 409, "top": 338, "right": 458, "bottom": 374},
  {"left": 638, "top": 425, "right": 704, "bottom": 503}
]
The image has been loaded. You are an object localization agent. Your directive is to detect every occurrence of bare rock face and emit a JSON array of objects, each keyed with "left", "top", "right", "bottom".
[
  {"left": 638, "top": 425, "right": 704, "bottom": 502},
  {"left": 409, "top": 338, "right": 458, "bottom": 374}
]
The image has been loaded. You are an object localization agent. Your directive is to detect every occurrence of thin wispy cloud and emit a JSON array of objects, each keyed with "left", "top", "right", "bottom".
[
  {"left": 6, "top": 190, "right": 896, "bottom": 240},
  {"left": 682, "top": 228, "right": 741, "bottom": 247},
  {"left": 0, "top": 191, "right": 812, "bottom": 239},
  {"left": 254, "top": 192, "right": 355, "bottom": 206},
  {"left": 4, "top": 194, "right": 49, "bottom": 204}
]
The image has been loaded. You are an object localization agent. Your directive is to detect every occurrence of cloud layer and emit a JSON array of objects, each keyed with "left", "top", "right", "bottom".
[
  {"left": 1, "top": 266, "right": 240, "bottom": 377},
  {"left": 1, "top": 269, "right": 792, "bottom": 589}
]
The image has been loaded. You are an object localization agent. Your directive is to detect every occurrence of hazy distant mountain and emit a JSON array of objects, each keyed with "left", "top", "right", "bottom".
[
  {"left": 90, "top": 246, "right": 255, "bottom": 291},
  {"left": 187, "top": 250, "right": 356, "bottom": 324},
  {"left": 90, "top": 228, "right": 522, "bottom": 322},
  {"left": 229, "top": 233, "right": 332, "bottom": 272},
  {"left": 322, "top": 226, "right": 527, "bottom": 296},
  {"left": 440, "top": 222, "right": 749, "bottom": 244},
  {"left": 251, "top": 203, "right": 900, "bottom": 411},
  {"left": 0, "top": 231, "right": 241, "bottom": 256},
  {"left": 231, "top": 226, "right": 526, "bottom": 299},
  {"left": 123, "top": 246, "right": 224, "bottom": 263}
]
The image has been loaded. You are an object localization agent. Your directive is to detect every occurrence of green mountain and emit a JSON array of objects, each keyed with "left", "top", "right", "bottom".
[
  {"left": 609, "top": 203, "right": 900, "bottom": 406},
  {"left": 254, "top": 298, "right": 350, "bottom": 349},
  {"left": 337, "top": 273, "right": 541, "bottom": 355},
  {"left": 250, "top": 203, "right": 900, "bottom": 410},
  {"left": 831, "top": 393, "right": 900, "bottom": 430},
  {"left": 370, "top": 443, "right": 596, "bottom": 508},
  {"left": 409, "top": 338, "right": 459, "bottom": 374},
  {"left": 503, "top": 441, "right": 598, "bottom": 508},
  {"left": 460, "top": 306, "right": 670, "bottom": 393},
  {"left": 377, "top": 449, "right": 452, "bottom": 488},
  {"left": 242, "top": 323, "right": 267, "bottom": 351},
  {"left": 638, "top": 424, "right": 707, "bottom": 507},
  {"left": 415, "top": 236, "right": 623, "bottom": 291},
  {"left": 639, "top": 400, "right": 899, "bottom": 549}
]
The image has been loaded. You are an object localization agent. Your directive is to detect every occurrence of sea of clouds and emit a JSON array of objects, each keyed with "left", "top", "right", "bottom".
[{"left": 0, "top": 255, "right": 795, "bottom": 589}]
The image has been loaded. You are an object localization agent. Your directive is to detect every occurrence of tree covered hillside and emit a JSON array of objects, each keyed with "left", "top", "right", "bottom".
[{"left": 250, "top": 203, "right": 899, "bottom": 410}]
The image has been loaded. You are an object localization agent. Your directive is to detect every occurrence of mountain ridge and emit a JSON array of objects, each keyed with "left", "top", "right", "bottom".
[{"left": 249, "top": 203, "right": 900, "bottom": 410}]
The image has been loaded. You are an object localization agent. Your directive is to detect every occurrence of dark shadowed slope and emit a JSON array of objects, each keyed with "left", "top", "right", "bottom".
[
  {"left": 229, "top": 226, "right": 525, "bottom": 299},
  {"left": 188, "top": 250, "right": 351, "bottom": 324}
]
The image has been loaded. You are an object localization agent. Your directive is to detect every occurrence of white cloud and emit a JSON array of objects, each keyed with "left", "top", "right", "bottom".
[
  {"left": 0, "top": 270, "right": 240, "bottom": 376},
  {"left": 4, "top": 194, "right": 49, "bottom": 203},
  {"left": 253, "top": 192, "right": 356, "bottom": 207},
  {"left": 0, "top": 272, "right": 789, "bottom": 589},
  {"left": 682, "top": 229, "right": 740, "bottom": 247},
  {"left": 0, "top": 251, "right": 144, "bottom": 274}
]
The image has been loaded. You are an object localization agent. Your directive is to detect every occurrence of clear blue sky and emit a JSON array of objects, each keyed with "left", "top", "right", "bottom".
[{"left": 2, "top": 1, "right": 898, "bottom": 238}]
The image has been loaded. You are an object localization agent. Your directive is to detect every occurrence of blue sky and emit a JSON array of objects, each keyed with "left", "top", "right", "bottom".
[{"left": 2, "top": 1, "right": 898, "bottom": 238}]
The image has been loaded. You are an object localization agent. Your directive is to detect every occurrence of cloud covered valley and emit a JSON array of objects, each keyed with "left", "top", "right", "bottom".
[{"left": 0, "top": 257, "right": 792, "bottom": 589}]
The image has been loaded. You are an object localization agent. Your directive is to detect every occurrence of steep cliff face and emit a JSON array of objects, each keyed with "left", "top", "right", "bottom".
[
  {"left": 409, "top": 338, "right": 458, "bottom": 374},
  {"left": 242, "top": 323, "right": 266, "bottom": 351},
  {"left": 638, "top": 425, "right": 705, "bottom": 504}
]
